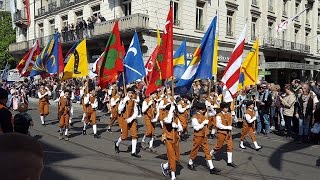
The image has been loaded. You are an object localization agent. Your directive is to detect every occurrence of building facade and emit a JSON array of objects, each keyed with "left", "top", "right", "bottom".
[
  {"left": 0, "top": 0, "right": 10, "bottom": 11},
  {"left": 8, "top": 0, "right": 320, "bottom": 86}
]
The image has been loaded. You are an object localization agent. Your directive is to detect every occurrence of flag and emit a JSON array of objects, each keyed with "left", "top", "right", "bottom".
[
  {"left": 24, "top": 0, "right": 30, "bottom": 27},
  {"left": 212, "top": 36, "right": 218, "bottom": 76},
  {"left": 238, "top": 39, "right": 259, "bottom": 90},
  {"left": 93, "top": 51, "right": 104, "bottom": 73},
  {"left": 1, "top": 62, "right": 10, "bottom": 80},
  {"left": 157, "top": 25, "right": 161, "bottom": 45},
  {"left": 16, "top": 40, "right": 40, "bottom": 77},
  {"left": 276, "top": 7, "right": 308, "bottom": 33},
  {"left": 145, "top": 45, "right": 159, "bottom": 82},
  {"left": 175, "top": 16, "right": 217, "bottom": 94},
  {"left": 58, "top": 42, "right": 64, "bottom": 75},
  {"left": 97, "top": 21, "right": 124, "bottom": 88},
  {"left": 61, "top": 39, "right": 88, "bottom": 80},
  {"left": 122, "top": 32, "right": 146, "bottom": 84},
  {"left": 157, "top": 4, "right": 173, "bottom": 80},
  {"left": 173, "top": 40, "right": 187, "bottom": 80},
  {"left": 30, "top": 33, "right": 61, "bottom": 77},
  {"left": 145, "top": 58, "right": 162, "bottom": 96},
  {"left": 221, "top": 24, "right": 247, "bottom": 102}
]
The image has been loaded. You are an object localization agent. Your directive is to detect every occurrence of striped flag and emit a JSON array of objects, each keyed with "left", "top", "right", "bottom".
[
  {"left": 276, "top": 7, "right": 308, "bottom": 33},
  {"left": 221, "top": 24, "right": 247, "bottom": 102},
  {"left": 16, "top": 40, "right": 40, "bottom": 77}
]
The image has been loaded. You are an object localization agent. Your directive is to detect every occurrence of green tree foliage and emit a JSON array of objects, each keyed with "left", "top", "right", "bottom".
[{"left": 0, "top": 11, "right": 16, "bottom": 69}]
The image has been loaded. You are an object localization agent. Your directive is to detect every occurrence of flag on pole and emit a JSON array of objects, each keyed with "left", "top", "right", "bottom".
[
  {"left": 157, "top": 25, "right": 161, "bottom": 45},
  {"left": 145, "top": 45, "right": 160, "bottom": 82},
  {"left": 24, "top": 0, "right": 31, "bottom": 27},
  {"left": 123, "top": 32, "right": 146, "bottom": 84},
  {"left": 175, "top": 16, "right": 217, "bottom": 94},
  {"left": 173, "top": 40, "right": 187, "bottom": 80},
  {"left": 30, "top": 33, "right": 61, "bottom": 77},
  {"left": 276, "top": 7, "right": 308, "bottom": 33},
  {"left": 238, "top": 39, "right": 259, "bottom": 90},
  {"left": 221, "top": 23, "right": 247, "bottom": 102},
  {"left": 212, "top": 36, "right": 218, "bottom": 76},
  {"left": 157, "top": 4, "right": 173, "bottom": 80},
  {"left": 61, "top": 39, "right": 89, "bottom": 80},
  {"left": 97, "top": 21, "right": 124, "bottom": 88},
  {"left": 16, "top": 40, "right": 40, "bottom": 77}
]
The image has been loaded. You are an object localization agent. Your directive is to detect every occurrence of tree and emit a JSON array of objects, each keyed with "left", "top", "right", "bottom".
[{"left": 0, "top": 11, "right": 16, "bottom": 69}]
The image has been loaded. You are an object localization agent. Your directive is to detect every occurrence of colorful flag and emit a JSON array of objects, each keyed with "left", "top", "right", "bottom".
[
  {"left": 157, "top": 25, "right": 161, "bottom": 45},
  {"left": 97, "top": 21, "right": 124, "bottom": 88},
  {"left": 24, "top": 0, "right": 31, "bottom": 27},
  {"left": 61, "top": 39, "right": 88, "bottom": 80},
  {"left": 123, "top": 32, "right": 146, "bottom": 84},
  {"left": 175, "top": 16, "right": 217, "bottom": 94},
  {"left": 238, "top": 39, "right": 259, "bottom": 90},
  {"left": 16, "top": 40, "right": 40, "bottom": 77},
  {"left": 30, "top": 33, "right": 61, "bottom": 77},
  {"left": 212, "top": 36, "right": 218, "bottom": 76},
  {"left": 157, "top": 4, "right": 173, "bottom": 80},
  {"left": 221, "top": 24, "right": 247, "bottom": 102},
  {"left": 173, "top": 40, "right": 187, "bottom": 80},
  {"left": 145, "top": 45, "right": 159, "bottom": 82},
  {"left": 58, "top": 42, "right": 64, "bottom": 75},
  {"left": 145, "top": 58, "right": 162, "bottom": 96},
  {"left": 276, "top": 7, "right": 308, "bottom": 33}
]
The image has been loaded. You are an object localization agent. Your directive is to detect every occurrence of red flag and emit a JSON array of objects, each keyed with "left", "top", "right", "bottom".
[
  {"left": 158, "top": 5, "right": 173, "bottom": 80},
  {"left": 16, "top": 40, "right": 40, "bottom": 77},
  {"left": 145, "top": 45, "right": 159, "bottom": 82},
  {"left": 24, "top": 0, "right": 30, "bottom": 27},
  {"left": 145, "top": 57, "right": 162, "bottom": 96},
  {"left": 97, "top": 21, "right": 124, "bottom": 88},
  {"left": 58, "top": 42, "right": 64, "bottom": 75}
]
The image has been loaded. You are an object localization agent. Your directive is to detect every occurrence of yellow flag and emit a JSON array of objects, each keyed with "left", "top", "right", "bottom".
[
  {"left": 157, "top": 26, "right": 161, "bottom": 45},
  {"left": 238, "top": 39, "right": 259, "bottom": 90},
  {"left": 61, "top": 39, "right": 88, "bottom": 80},
  {"left": 212, "top": 37, "right": 218, "bottom": 75}
]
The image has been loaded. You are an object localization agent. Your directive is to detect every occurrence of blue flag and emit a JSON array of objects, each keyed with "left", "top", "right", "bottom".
[
  {"left": 175, "top": 16, "right": 217, "bottom": 94},
  {"left": 30, "top": 33, "right": 60, "bottom": 77},
  {"left": 173, "top": 40, "right": 187, "bottom": 80},
  {"left": 123, "top": 32, "right": 146, "bottom": 85}
]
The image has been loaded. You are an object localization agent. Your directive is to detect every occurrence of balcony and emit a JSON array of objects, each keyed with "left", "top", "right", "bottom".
[
  {"left": 48, "top": 2, "right": 57, "bottom": 13},
  {"left": 252, "top": 0, "right": 258, "bottom": 6},
  {"left": 9, "top": 13, "right": 149, "bottom": 54},
  {"left": 262, "top": 37, "right": 310, "bottom": 54},
  {"left": 196, "top": 25, "right": 205, "bottom": 31},
  {"left": 268, "top": 6, "right": 274, "bottom": 12},
  {"left": 94, "top": 13, "right": 149, "bottom": 36},
  {"left": 283, "top": 11, "right": 287, "bottom": 17},
  {"left": 37, "top": 7, "right": 45, "bottom": 17},
  {"left": 60, "top": 0, "right": 75, "bottom": 8},
  {"left": 13, "top": 10, "right": 28, "bottom": 28}
]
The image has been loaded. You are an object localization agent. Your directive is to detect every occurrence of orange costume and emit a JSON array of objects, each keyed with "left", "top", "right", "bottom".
[
  {"left": 83, "top": 94, "right": 99, "bottom": 138},
  {"left": 177, "top": 100, "right": 190, "bottom": 133},
  {"left": 38, "top": 88, "right": 51, "bottom": 125},
  {"left": 59, "top": 97, "right": 72, "bottom": 129},
  {"left": 141, "top": 96, "right": 157, "bottom": 151},
  {"left": 108, "top": 94, "right": 120, "bottom": 131}
]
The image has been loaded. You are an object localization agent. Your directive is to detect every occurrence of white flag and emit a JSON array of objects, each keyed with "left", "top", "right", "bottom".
[{"left": 275, "top": 8, "right": 308, "bottom": 33}]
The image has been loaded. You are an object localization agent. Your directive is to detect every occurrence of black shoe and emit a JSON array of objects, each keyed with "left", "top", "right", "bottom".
[
  {"left": 255, "top": 146, "right": 263, "bottom": 151},
  {"left": 82, "top": 130, "right": 86, "bottom": 135},
  {"left": 107, "top": 128, "right": 112, "bottom": 133},
  {"left": 161, "top": 163, "right": 169, "bottom": 176},
  {"left": 210, "top": 168, "right": 221, "bottom": 175},
  {"left": 188, "top": 164, "right": 196, "bottom": 171},
  {"left": 94, "top": 134, "right": 100, "bottom": 138},
  {"left": 42, "top": 123, "right": 46, "bottom": 126},
  {"left": 227, "top": 162, "right": 237, "bottom": 167},
  {"left": 114, "top": 142, "right": 120, "bottom": 153},
  {"left": 131, "top": 152, "right": 141, "bottom": 158},
  {"left": 210, "top": 134, "right": 215, "bottom": 139}
]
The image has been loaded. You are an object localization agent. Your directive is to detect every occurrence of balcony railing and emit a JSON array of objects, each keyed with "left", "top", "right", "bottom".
[
  {"left": 196, "top": 24, "right": 205, "bottom": 31},
  {"left": 283, "top": 11, "right": 287, "bottom": 16},
  {"left": 226, "top": 30, "right": 233, "bottom": 37},
  {"left": 9, "top": 13, "right": 150, "bottom": 52},
  {"left": 263, "top": 37, "right": 310, "bottom": 53},
  {"left": 13, "top": 10, "right": 28, "bottom": 27},
  {"left": 48, "top": 2, "right": 57, "bottom": 13},
  {"left": 252, "top": 0, "right": 258, "bottom": 6},
  {"left": 268, "top": 6, "right": 274, "bottom": 12},
  {"left": 38, "top": 7, "right": 45, "bottom": 16}
]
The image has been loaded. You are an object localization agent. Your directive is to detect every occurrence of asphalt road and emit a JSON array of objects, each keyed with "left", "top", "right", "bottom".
[{"left": 22, "top": 98, "right": 320, "bottom": 180}]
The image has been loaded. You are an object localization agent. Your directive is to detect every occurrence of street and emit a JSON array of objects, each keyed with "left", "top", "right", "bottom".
[{"left": 23, "top": 98, "right": 320, "bottom": 180}]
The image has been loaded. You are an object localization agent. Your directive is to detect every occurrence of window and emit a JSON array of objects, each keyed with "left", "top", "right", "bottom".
[
  {"left": 281, "top": 30, "right": 286, "bottom": 47},
  {"left": 75, "top": 10, "right": 83, "bottom": 22},
  {"left": 39, "top": 23, "right": 44, "bottom": 37},
  {"left": 305, "top": 32, "right": 309, "bottom": 46},
  {"left": 268, "top": 0, "right": 273, "bottom": 12},
  {"left": 294, "top": 29, "right": 299, "bottom": 48},
  {"left": 318, "top": 10, "right": 320, "bottom": 28},
  {"left": 226, "top": 10, "right": 234, "bottom": 36},
  {"left": 49, "top": 19, "right": 55, "bottom": 35},
  {"left": 252, "top": 0, "right": 258, "bottom": 6},
  {"left": 251, "top": 17, "right": 257, "bottom": 40},
  {"left": 123, "top": 0, "right": 131, "bottom": 16},
  {"left": 267, "top": 22, "right": 273, "bottom": 41},
  {"left": 295, "top": 2, "right": 299, "bottom": 15},
  {"left": 196, "top": 1, "right": 205, "bottom": 31},
  {"left": 306, "top": 9, "right": 310, "bottom": 24},
  {"left": 62, "top": 15, "right": 68, "bottom": 27},
  {"left": 173, "top": 0, "right": 180, "bottom": 26},
  {"left": 91, "top": 5, "right": 100, "bottom": 17},
  {"left": 283, "top": 0, "right": 288, "bottom": 16},
  {"left": 317, "top": 33, "right": 320, "bottom": 53}
]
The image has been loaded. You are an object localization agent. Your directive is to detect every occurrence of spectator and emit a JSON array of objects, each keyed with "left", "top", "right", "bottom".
[
  {"left": 87, "top": 17, "right": 94, "bottom": 38},
  {"left": 0, "top": 88, "right": 13, "bottom": 133},
  {"left": 83, "top": 19, "right": 88, "bottom": 38},
  {"left": 256, "top": 83, "right": 272, "bottom": 135},
  {"left": 279, "top": 84, "right": 296, "bottom": 138},
  {"left": 14, "top": 103, "right": 33, "bottom": 135},
  {"left": 98, "top": 13, "right": 106, "bottom": 22}
]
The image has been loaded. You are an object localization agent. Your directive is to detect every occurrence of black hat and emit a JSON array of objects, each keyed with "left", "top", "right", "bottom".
[
  {"left": 127, "top": 87, "right": 135, "bottom": 92},
  {"left": 246, "top": 100, "right": 254, "bottom": 107},
  {"left": 195, "top": 102, "right": 206, "bottom": 110},
  {"left": 220, "top": 102, "right": 229, "bottom": 109},
  {"left": 181, "top": 94, "right": 189, "bottom": 99},
  {"left": 0, "top": 88, "right": 8, "bottom": 100}
]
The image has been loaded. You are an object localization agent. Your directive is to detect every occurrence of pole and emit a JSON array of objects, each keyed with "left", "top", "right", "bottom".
[{"left": 113, "top": 0, "right": 116, "bottom": 19}]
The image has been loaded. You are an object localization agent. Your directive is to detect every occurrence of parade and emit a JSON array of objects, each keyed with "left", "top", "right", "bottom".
[{"left": 1, "top": 0, "right": 320, "bottom": 180}]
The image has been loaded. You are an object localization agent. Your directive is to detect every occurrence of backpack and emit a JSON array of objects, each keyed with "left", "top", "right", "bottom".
[{"left": 14, "top": 113, "right": 31, "bottom": 135}]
